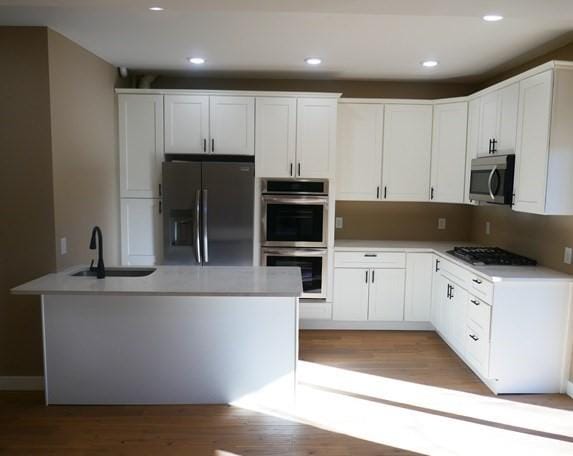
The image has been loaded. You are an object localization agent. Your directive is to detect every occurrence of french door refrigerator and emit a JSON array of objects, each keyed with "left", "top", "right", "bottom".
[{"left": 162, "top": 159, "right": 254, "bottom": 266}]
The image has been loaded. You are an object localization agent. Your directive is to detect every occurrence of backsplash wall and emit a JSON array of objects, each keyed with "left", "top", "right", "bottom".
[{"left": 335, "top": 202, "right": 473, "bottom": 241}]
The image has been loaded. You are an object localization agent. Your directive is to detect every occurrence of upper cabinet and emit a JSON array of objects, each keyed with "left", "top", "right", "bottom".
[
  {"left": 464, "top": 98, "right": 481, "bottom": 205},
  {"left": 164, "top": 95, "right": 254, "bottom": 156},
  {"left": 476, "top": 83, "right": 519, "bottom": 157},
  {"left": 382, "top": 104, "right": 433, "bottom": 201},
  {"left": 255, "top": 97, "right": 337, "bottom": 178},
  {"left": 513, "top": 69, "right": 573, "bottom": 215},
  {"left": 118, "top": 94, "right": 163, "bottom": 198},
  {"left": 336, "top": 103, "right": 383, "bottom": 200},
  {"left": 430, "top": 102, "right": 468, "bottom": 203}
]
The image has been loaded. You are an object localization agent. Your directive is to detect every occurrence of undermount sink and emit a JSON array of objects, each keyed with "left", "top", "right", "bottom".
[{"left": 71, "top": 268, "right": 156, "bottom": 278}]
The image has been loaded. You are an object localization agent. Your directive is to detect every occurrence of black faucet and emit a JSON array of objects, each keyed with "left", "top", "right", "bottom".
[{"left": 89, "top": 226, "right": 106, "bottom": 279}]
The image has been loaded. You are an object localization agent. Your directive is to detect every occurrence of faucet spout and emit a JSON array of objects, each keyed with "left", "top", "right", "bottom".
[{"left": 89, "top": 226, "right": 105, "bottom": 279}]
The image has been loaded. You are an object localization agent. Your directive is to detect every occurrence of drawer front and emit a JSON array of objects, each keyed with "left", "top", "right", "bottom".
[
  {"left": 335, "top": 251, "right": 406, "bottom": 269},
  {"left": 467, "top": 296, "right": 491, "bottom": 336},
  {"left": 469, "top": 275, "right": 493, "bottom": 303},
  {"left": 438, "top": 257, "right": 471, "bottom": 288},
  {"left": 465, "top": 322, "right": 490, "bottom": 377}
]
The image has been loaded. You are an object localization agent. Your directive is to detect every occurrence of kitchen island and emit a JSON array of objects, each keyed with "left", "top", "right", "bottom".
[{"left": 12, "top": 266, "right": 302, "bottom": 405}]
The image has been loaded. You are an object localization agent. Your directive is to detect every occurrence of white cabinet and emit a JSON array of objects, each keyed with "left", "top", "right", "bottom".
[
  {"left": 164, "top": 95, "right": 209, "bottom": 154},
  {"left": 120, "top": 198, "right": 162, "bottom": 266},
  {"left": 332, "top": 268, "right": 369, "bottom": 321},
  {"left": 430, "top": 102, "right": 468, "bottom": 203},
  {"left": 513, "top": 69, "right": 573, "bottom": 215},
  {"left": 209, "top": 96, "right": 255, "bottom": 155},
  {"left": 382, "top": 104, "right": 433, "bottom": 201},
  {"left": 296, "top": 98, "right": 337, "bottom": 178},
  {"left": 118, "top": 94, "right": 163, "bottom": 198},
  {"left": 404, "top": 253, "right": 434, "bottom": 321},
  {"left": 368, "top": 268, "right": 406, "bottom": 321},
  {"left": 255, "top": 97, "right": 297, "bottom": 178},
  {"left": 336, "top": 103, "right": 383, "bottom": 200},
  {"left": 477, "top": 83, "right": 518, "bottom": 156},
  {"left": 464, "top": 98, "right": 481, "bottom": 204}
]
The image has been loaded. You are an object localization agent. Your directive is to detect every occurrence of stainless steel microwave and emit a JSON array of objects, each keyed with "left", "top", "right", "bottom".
[{"left": 469, "top": 155, "right": 515, "bottom": 205}]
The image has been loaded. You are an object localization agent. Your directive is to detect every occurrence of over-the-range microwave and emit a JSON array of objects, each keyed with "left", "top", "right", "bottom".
[{"left": 469, "top": 154, "right": 515, "bottom": 205}]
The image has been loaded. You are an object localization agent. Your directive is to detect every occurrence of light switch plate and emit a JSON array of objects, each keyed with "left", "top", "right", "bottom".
[
  {"left": 335, "top": 217, "right": 343, "bottom": 229},
  {"left": 60, "top": 237, "right": 67, "bottom": 255},
  {"left": 438, "top": 218, "right": 446, "bottom": 230},
  {"left": 564, "top": 247, "right": 572, "bottom": 265},
  {"left": 485, "top": 221, "right": 491, "bottom": 235}
]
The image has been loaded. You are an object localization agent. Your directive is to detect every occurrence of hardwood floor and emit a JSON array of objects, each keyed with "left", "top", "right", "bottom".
[{"left": 0, "top": 331, "right": 571, "bottom": 455}]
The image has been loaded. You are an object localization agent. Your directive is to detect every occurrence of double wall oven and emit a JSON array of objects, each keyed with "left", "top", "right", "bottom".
[{"left": 261, "top": 179, "right": 328, "bottom": 299}]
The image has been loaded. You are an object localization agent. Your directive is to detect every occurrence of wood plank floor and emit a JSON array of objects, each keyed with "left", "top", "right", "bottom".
[{"left": 0, "top": 330, "right": 571, "bottom": 455}]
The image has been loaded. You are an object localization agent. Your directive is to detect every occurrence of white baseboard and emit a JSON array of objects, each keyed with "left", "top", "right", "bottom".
[
  {"left": 300, "top": 320, "right": 434, "bottom": 330},
  {"left": 0, "top": 376, "right": 44, "bottom": 391},
  {"left": 567, "top": 381, "right": 573, "bottom": 399}
]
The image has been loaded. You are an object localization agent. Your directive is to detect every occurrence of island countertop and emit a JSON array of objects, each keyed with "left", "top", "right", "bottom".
[{"left": 11, "top": 265, "right": 303, "bottom": 297}]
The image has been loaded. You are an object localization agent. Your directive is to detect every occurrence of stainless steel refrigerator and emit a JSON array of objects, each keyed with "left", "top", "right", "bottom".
[{"left": 162, "top": 160, "right": 255, "bottom": 266}]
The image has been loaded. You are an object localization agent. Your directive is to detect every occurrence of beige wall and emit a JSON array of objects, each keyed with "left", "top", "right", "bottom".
[
  {"left": 0, "top": 27, "right": 56, "bottom": 376},
  {"left": 47, "top": 30, "right": 120, "bottom": 270},
  {"left": 335, "top": 202, "right": 472, "bottom": 241}
]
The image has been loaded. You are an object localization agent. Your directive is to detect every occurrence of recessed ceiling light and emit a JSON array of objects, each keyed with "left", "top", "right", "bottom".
[
  {"left": 188, "top": 57, "right": 206, "bottom": 65},
  {"left": 421, "top": 60, "right": 439, "bottom": 68},
  {"left": 483, "top": 14, "right": 503, "bottom": 22},
  {"left": 149, "top": 6, "right": 164, "bottom": 11},
  {"left": 305, "top": 57, "right": 322, "bottom": 65}
]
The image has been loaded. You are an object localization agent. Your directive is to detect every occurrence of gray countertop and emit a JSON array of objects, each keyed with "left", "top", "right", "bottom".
[
  {"left": 335, "top": 240, "right": 573, "bottom": 283},
  {"left": 11, "top": 265, "right": 303, "bottom": 297}
]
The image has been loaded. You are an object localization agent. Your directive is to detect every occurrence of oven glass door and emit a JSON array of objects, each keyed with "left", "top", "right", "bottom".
[
  {"left": 470, "top": 168, "right": 507, "bottom": 203},
  {"left": 263, "top": 196, "right": 327, "bottom": 247},
  {"left": 263, "top": 250, "right": 326, "bottom": 298}
]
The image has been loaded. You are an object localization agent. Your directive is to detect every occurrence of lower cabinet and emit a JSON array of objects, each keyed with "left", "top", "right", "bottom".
[
  {"left": 120, "top": 198, "right": 162, "bottom": 266},
  {"left": 368, "top": 269, "right": 406, "bottom": 321},
  {"left": 332, "top": 268, "right": 370, "bottom": 321}
]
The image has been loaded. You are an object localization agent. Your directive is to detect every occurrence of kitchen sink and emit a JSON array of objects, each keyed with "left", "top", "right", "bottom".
[{"left": 71, "top": 268, "right": 156, "bottom": 278}]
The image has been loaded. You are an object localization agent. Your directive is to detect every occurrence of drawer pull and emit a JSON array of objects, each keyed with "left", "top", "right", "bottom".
[
  {"left": 472, "top": 278, "right": 483, "bottom": 284},
  {"left": 364, "top": 254, "right": 378, "bottom": 257},
  {"left": 469, "top": 334, "right": 479, "bottom": 341},
  {"left": 471, "top": 299, "right": 480, "bottom": 306}
]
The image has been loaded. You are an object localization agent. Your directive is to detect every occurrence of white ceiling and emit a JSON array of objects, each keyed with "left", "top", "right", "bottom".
[{"left": 1, "top": 0, "right": 573, "bottom": 81}]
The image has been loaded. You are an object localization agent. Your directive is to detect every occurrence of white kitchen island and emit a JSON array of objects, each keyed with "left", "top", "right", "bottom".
[{"left": 12, "top": 266, "right": 302, "bottom": 405}]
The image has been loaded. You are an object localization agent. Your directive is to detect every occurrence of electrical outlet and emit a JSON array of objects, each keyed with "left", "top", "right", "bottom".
[
  {"left": 335, "top": 217, "right": 343, "bottom": 229},
  {"left": 438, "top": 218, "right": 446, "bottom": 230},
  {"left": 485, "top": 221, "right": 491, "bottom": 235},
  {"left": 60, "top": 237, "right": 67, "bottom": 255},
  {"left": 564, "top": 247, "right": 572, "bottom": 265}
]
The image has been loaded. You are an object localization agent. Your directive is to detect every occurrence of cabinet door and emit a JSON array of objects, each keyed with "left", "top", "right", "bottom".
[
  {"left": 496, "top": 83, "right": 519, "bottom": 155},
  {"left": 296, "top": 98, "right": 337, "bottom": 178},
  {"left": 513, "top": 71, "right": 553, "bottom": 214},
  {"left": 255, "top": 97, "right": 297, "bottom": 178},
  {"left": 164, "top": 95, "right": 209, "bottom": 154},
  {"left": 464, "top": 98, "right": 481, "bottom": 204},
  {"left": 404, "top": 253, "right": 433, "bottom": 321},
  {"left": 120, "top": 198, "right": 162, "bottom": 266},
  {"left": 368, "top": 268, "right": 406, "bottom": 321},
  {"left": 118, "top": 94, "right": 163, "bottom": 198},
  {"left": 477, "top": 91, "right": 499, "bottom": 157},
  {"left": 336, "top": 103, "right": 383, "bottom": 200},
  {"left": 449, "top": 281, "right": 468, "bottom": 352},
  {"left": 333, "top": 268, "right": 369, "bottom": 321},
  {"left": 430, "top": 102, "right": 468, "bottom": 203},
  {"left": 209, "top": 96, "right": 255, "bottom": 155},
  {"left": 431, "top": 269, "right": 448, "bottom": 333},
  {"left": 382, "top": 105, "right": 433, "bottom": 201}
]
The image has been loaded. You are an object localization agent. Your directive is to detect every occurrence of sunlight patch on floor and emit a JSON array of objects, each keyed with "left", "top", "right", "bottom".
[{"left": 232, "top": 361, "right": 573, "bottom": 456}]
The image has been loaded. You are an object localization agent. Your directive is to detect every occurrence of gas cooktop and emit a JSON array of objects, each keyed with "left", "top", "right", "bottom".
[{"left": 447, "top": 247, "right": 537, "bottom": 266}]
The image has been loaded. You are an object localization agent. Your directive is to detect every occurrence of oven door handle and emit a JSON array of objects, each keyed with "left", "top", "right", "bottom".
[
  {"left": 487, "top": 165, "right": 497, "bottom": 200},
  {"left": 262, "top": 249, "right": 327, "bottom": 257},
  {"left": 262, "top": 195, "right": 328, "bottom": 205}
]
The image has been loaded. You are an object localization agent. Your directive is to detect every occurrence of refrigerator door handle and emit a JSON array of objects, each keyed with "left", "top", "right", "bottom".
[
  {"left": 202, "top": 189, "right": 209, "bottom": 263},
  {"left": 194, "top": 189, "right": 202, "bottom": 264}
]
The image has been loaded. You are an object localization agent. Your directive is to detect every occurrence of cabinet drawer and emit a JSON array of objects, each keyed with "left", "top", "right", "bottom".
[
  {"left": 469, "top": 275, "right": 493, "bottom": 303},
  {"left": 467, "top": 296, "right": 491, "bottom": 336},
  {"left": 335, "top": 251, "right": 406, "bottom": 268},
  {"left": 465, "top": 322, "right": 490, "bottom": 377},
  {"left": 438, "top": 257, "right": 471, "bottom": 288}
]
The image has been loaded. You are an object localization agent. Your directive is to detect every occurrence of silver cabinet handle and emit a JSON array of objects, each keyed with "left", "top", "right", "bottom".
[
  {"left": 472, "top": 278, "right": 482, "bottom": 284},
  {"left": 364, "top": 254, "right": 377, "bottom": 257},
  {"left": 298, "top": 163, "right": 301, "bottom": 176},
  {"left": 290, "top": 163, "right": 293, "bottom": 177},
  {"left": 211, "top": 138, "right": 215, "bottom": 153},
  {"left": 471, "top": 299, "right": 480, "bottom": 306},
  {"left": 365, "top": 270, "right": 369, "bottom": 283},
  {"left": 194, "top": 190, "right": 202, "bottom": 264},
  {"left": 202, "top": 189, "right": 209, "bottom": 263},
  {"left": 203, "top": 138, "right": 207, "bottom": 153},
  {"left": 371, "top": 270, "right": 375, "bottom": 283},
  {"left": 469, "top": 334, "right": 479, "bottom": 341}
]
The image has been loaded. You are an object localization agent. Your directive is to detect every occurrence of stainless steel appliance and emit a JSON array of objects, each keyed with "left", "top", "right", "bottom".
[
  {"left": 261, "top": 247, "right": 328, "bottom": 299},
  {"left": 261, "top": 179, "right": 328, "bottom": 248},
  {"left": 447, "top": 247, "right": 537, "bottom": 266},
  {"left": 469, "top": 154, "right": 515, "bottom": 205},
  {"left": 162, "top": 158, "right": 254, "bottom": 266}
]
